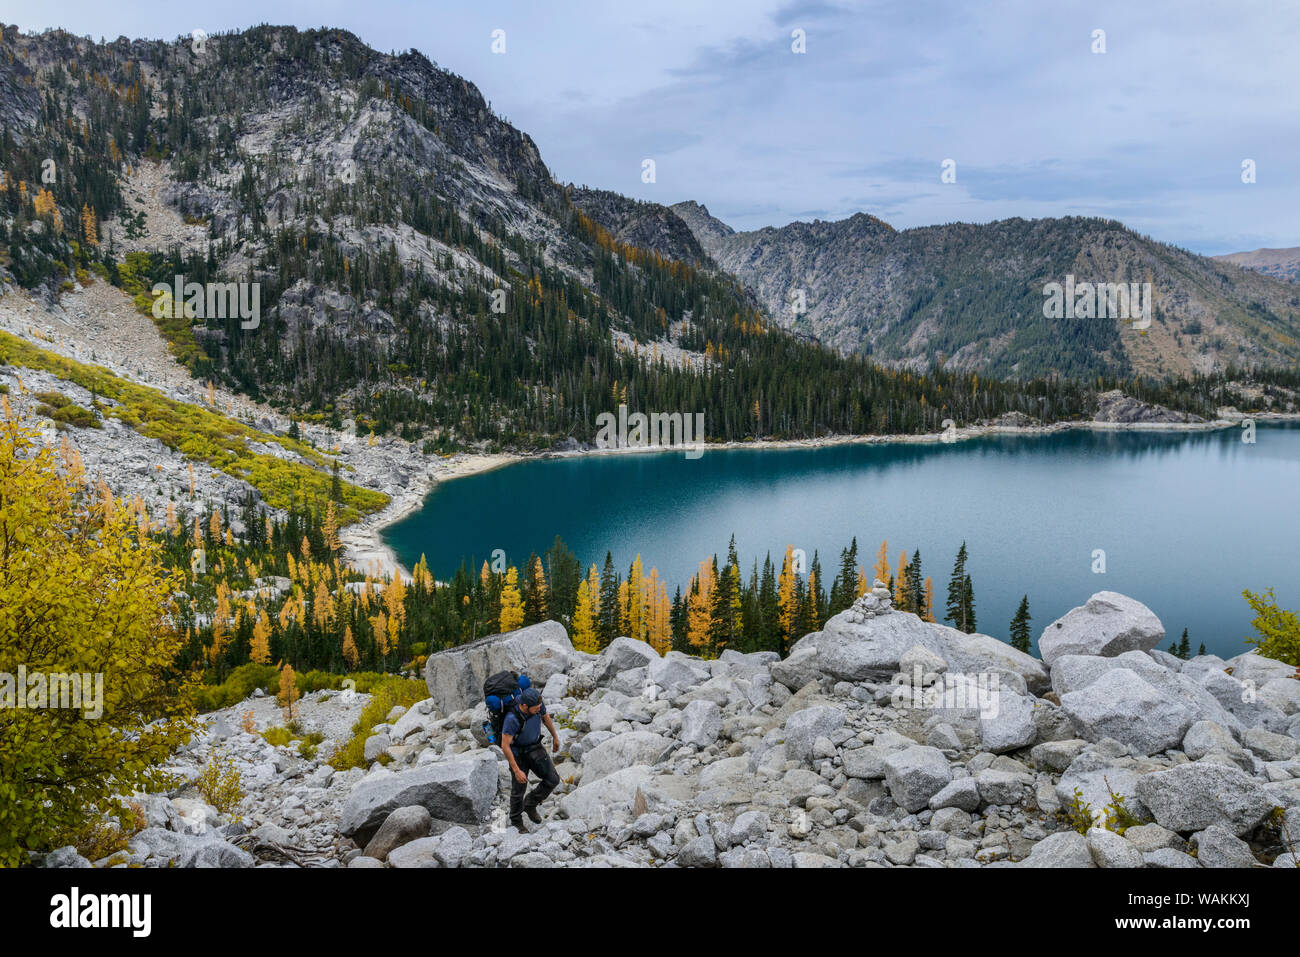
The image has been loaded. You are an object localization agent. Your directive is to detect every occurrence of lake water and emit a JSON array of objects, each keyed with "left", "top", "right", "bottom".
[{"left": 384, "top": 424, "right": 1300, "bottom": 659}]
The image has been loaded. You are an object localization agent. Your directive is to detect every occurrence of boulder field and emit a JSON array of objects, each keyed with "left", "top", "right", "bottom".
[{"left": 44, "top": 587, "right": 1300, "bottom": 868}]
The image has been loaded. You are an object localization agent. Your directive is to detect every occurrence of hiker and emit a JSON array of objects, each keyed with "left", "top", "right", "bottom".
[{"left": 500, "top": 687, "right": 561, "bottom": 830}]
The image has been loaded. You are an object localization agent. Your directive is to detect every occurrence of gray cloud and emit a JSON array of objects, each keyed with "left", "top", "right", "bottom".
[{"left": 9, "top": 0, "right": 1298, "bottom": 253}]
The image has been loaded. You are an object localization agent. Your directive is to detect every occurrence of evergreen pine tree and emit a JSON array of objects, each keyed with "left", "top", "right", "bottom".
[
  {"left": 709, "top": 537, "right": 742, "bottom": 654},
  {"left": 960, "top": 573, "right": 977, "bottom": 634},
  {"left": 808, "top": 549, "right": 825, "bottom": 630},
  {"left": 758, "top": 553, "right": 779, "bottom": 654},
  {"left": 829, "top": 537, "right": 859, "bottom": 616},
  {"left": 1009, "top": 595, "right": 1031, "bottom": 652},
  {"left": 905, "top": 549, "right": 924, "bottom": 615},
  {"left": 945, "top": 542, "right": 969, "bottom": 629},
  {"left": 597, "top": 551, "right": 620, "bottom": 649},
  {"left": 329, "top": 460, "right": 343, "bottom": 502}
]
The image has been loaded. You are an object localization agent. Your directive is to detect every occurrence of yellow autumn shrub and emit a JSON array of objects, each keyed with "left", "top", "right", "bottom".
[{"left": 0, "top": 408, "right": 200, "bottom": 866}]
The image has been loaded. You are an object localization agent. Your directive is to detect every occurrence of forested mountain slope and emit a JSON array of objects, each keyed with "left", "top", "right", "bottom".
[
  {"left": 0, "top": 23, "right": 1280, "bottom": 451},
  {"left": 671, "top": 202, "right": 1300, "bottom": 382}
]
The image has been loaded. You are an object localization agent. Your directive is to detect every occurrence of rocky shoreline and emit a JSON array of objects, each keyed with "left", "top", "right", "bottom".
[{"left": 39, "top": 589, "right": 1300, "bottom": 869}]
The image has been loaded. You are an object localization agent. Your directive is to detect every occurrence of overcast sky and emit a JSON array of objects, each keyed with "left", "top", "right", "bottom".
[{"left": 7, "top": 0, "right": 1297, "bottom": 254}]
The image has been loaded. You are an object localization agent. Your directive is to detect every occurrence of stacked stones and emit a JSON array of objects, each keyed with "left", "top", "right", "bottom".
[{"left": 842, "top": 579, "right": 894, "bottom": 625}]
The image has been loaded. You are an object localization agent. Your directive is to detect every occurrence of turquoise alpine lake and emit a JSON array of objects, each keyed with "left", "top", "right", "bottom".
[{"left": 383, "top": 423, "right": 1300, "bottom": 659}]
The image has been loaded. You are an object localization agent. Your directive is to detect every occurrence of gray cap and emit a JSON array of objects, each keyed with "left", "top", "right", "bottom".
[{"left": 520, "top": 688, "right": 541, "bottom": 707}]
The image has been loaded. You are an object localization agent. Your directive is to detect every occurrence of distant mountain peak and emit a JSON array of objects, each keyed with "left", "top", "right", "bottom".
[
  {"left": 669, "top": 201, "right": 735, "bottom": 243},
  {"left": 1214, "top": 246, "right": 1300, "bottom": 283},
  {"left": 672, "top": 205, "right": 1300, "bottom": 379}
]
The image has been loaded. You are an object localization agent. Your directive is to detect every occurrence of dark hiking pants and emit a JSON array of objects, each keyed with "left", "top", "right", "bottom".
[{"left": 509, "top": 742, "right": 559, "bottom": 822}]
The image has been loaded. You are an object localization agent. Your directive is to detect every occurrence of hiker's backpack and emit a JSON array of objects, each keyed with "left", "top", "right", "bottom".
[{"left": 482, "top": 670, "right": 531, "bottom": 744}]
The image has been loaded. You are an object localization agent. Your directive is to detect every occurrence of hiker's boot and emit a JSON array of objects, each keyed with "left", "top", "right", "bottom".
[
  {"left": 510, "top": 815, "right": 527, "bottom": 832},
  {"left": 523, "top": 801, "right": 543, "bottom": 825}
]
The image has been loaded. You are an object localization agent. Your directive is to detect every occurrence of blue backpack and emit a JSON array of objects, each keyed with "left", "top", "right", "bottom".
[{"left": 482, "top": 670, "right": 530, "bottom": 744}]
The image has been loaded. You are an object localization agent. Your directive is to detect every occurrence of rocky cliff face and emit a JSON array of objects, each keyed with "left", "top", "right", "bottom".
[
  {"left": 44, "top": 589, "right": 1299, "bottom": 869},
  {"left": 568, "top": 188, "right": 712, "bottom": 267},
  {"left": 671, "top": 204, "right": 1300, "bottom": 382},
  {"left": 1091, "top": 390, "right": 1206, "bottom": 424}
]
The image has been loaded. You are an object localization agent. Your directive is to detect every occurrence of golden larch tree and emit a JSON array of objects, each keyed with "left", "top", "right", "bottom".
[
  {"left": 617, "top": 579, "right": 631, "bottom": 637},
  {"left": 371, "top": 610, "right": 390, "bottom": 656},
  {"left": 250, "top": 611, "right": 273, "bottom": 664},
  {"left": 499, "top": 566, "right": 524, "bottom": 632},
  {"left": 626, "top": 554, "right": 646, "bottom": 643},
  {"left": 686, "top": 559, "right": 715, "bottom": 651},
  {"left": 778, "top": 544, "right": 799, "bottom": 647},
  {"left": 342, "top": 624, "right": 359, "bottom": 670},
  {"left": 323, "top": 501, "right": 341, "bottom": 557},
  {"left": 527, "top": 554, "right": 548, "bottom": 621},
  {"left": 278, "top": 664, "right": 299, "bottom": 722},
  {"left": 572, "top": 573, "right": 599, "bottom": 654},
  {"left": 385, "top": 573, "right": 407, "bottom": 630},
  {"left": 80, "top": 203, "right": 98, "bottom": 245},
  {"left": 312, "top": 579, "right": 334, "bottom": 630},
  {"left": 647, "top": 568, "right": 671, "bottom": 655},
  {"left": 873, "top": 539, "right": 890, "bottom": 585},
  {"left": 894, "top": 551, "right": 909, "bottom": 607}
]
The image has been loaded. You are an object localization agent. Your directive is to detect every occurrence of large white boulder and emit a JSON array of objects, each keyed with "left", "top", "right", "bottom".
[
  {"left": 1135, "top": 763, "right": 1277, "bottom": 836},
  {"left": 339, "top": 754, "right": 498, "bottom": 842},
  {"left": 423, "top": 621, "right": 576, "bottom": 715},
  {"left": 808, "top": 605, "right": 1049, "bottom": 693},
  {"left": 783, "top": 706, "right": 846, "bottom": 764},
  {"left": 1054, "top": 651, "right": 1245, "bottom": 753},
  {"left": 1059, "top": 668, "right": 1199, "bottom": 755},
  {"left": 594, "top": 636, "right": 660, "bottom": 685},
  {"left": 1037, "top": 592, "right": 1164, "bottom": 666},
  {"left": 560, "top": 765, "right": 664, "bottom": 823},
  {"left": 679, "top": 699, "right": 723, "bottom": 748},
  {"left": 581, "top": 731, "right": 669, "bottom": 783},
  {"left": 882, "top": 745, "right": 953, "bottom": 812}
]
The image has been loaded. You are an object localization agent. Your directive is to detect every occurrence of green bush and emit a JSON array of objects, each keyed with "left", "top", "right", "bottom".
[
  {"left": 259, "top": 724, "right": 325, "bottom": 759},
  {"left": 32, "top": 390, "right": 70, "bottom": 408},
  {"left": 0, "top": 330, "right": 388, "bottom": 522},
  {"left": 260, "top": 725, "right": 293, "bottom": 747},
  {"left": 291, "top": 669, "right": 388, "bottom": 694},
  {"left": 1243, "top": 588, "right": 1300, "bottom": 666},
  {"left": 50, "top": 404, "right": 100, "bottom": 429},
  {"left": 1058, "top": 788, "right": 1095, "bottom": 835},
  {"left": 195, "top": 747, "right": 245, "bottom": 818},
  {"left": 193, "top": 662, "right": 280, "bottom": 712},
  {"left": 330, "top": 677, "right": 429, "bottom": 771},
  {"left": 194, "top": 665, "right": 395, "bottom": 712},
  {"left": 1102, "top": 781, "right": 1143, "bottom": 834}
]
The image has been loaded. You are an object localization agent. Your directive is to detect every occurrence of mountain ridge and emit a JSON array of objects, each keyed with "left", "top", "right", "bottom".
[
  {"left": 667, "top": 204, "right": 1300, "bottom": 381},
  {"left": 0, "top": 21, "right": 1292, "bottom": 458},
  {"left": 1214, "top": 246, "right": 1300, "bottom": 283}
]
